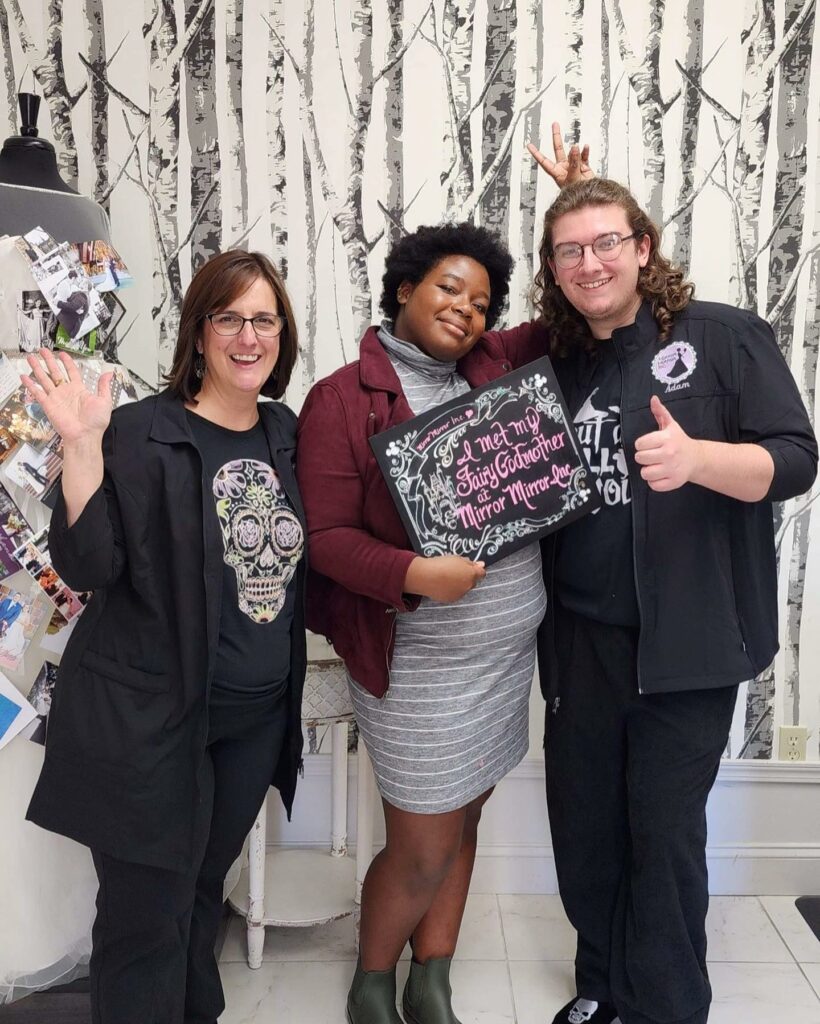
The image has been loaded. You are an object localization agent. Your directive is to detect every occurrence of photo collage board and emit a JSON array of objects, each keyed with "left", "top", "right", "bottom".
[{"left": 0, "top": 227, "right": 137, "bottom": 751}]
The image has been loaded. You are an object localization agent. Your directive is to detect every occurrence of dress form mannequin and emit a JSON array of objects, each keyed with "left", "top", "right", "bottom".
[
  {"left": 0, "top": 92, "right": 101, "bottom": 1006},
  {"left": 0, "top": 94, "right": 76, "bottom": 193},
  {"left": 0, "top": 137, "right": 76, "bottom": 193},
  {"left": 0, "top": 93, "right": 110, "bottom": 241}
]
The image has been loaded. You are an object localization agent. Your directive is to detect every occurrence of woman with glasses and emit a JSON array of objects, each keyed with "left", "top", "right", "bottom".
[{"left": 23, "top": 249, "right": 307, "bottom": 1024}]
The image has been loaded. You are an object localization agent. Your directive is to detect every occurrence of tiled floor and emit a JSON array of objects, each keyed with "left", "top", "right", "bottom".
[{"left": 217, "top": 894, "right": 820, "bottom": 1023}]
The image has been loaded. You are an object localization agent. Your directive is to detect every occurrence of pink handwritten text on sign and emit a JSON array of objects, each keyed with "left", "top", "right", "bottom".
[
  {"left": 453, "top": 410, "right": 572, "bottom": 529},
  {"left": 370, "top": 358, "right": 599, "bottom": 565}
]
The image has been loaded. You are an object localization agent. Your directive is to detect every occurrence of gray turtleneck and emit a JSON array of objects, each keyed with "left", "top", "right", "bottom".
[
  {"left": 346, "top": 325, "right": 547, "bottom": 814},
  {"left": 377, "top": 322, "right": 469, "bottom": 408}
]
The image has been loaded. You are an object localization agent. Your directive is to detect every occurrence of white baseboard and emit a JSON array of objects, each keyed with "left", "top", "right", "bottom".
[{"left": 266, "top": 755, "right": 820, "bottom": 896}]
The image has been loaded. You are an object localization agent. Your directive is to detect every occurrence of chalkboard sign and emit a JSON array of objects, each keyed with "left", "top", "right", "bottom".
[{"left": 369, "top": 357, "right": 600, "bottom": 565}]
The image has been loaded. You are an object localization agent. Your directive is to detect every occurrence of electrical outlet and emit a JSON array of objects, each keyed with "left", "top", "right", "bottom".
[{"left": 778, "top": 725, "right": 808, "bottom": 762}]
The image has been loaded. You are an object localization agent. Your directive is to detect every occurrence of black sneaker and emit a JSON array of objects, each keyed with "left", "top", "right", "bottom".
[{"left": 551, "top": 997, "right": 619, "bottom": 1024}]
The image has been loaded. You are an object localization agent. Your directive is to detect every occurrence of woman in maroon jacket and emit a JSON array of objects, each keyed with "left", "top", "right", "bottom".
[{"left": 297, "top": 224, "right": 549, "bottom": 1024}]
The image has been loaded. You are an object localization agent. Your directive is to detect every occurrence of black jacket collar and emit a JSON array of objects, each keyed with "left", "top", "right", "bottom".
[
  {"left": 148, "top": 389, "right": 192, "bottom": 445},
  {"left": 148, "top": 388, "right": 293, "bottom": 452},
  {"left": 611, "top": 300, "right": 659, "bottom": 354}
]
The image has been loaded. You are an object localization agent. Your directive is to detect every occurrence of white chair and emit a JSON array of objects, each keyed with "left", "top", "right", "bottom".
[{"left": 227, "top": 636, "right": 376, "bottom": 968}]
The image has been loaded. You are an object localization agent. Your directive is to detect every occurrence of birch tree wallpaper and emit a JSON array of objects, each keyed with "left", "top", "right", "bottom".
[{"left": 1, "top": 0, "right": 819, "bottom": 761}]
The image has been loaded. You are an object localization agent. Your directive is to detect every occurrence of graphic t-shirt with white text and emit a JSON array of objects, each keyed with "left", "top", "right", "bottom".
[{"left": 554, "top": 343, "right": 639, "bottom": 627}]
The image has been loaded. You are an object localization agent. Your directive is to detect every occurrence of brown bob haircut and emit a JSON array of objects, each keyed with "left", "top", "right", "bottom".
[{"left": 165, "top": 249, "right": 298, "bottom": 402}]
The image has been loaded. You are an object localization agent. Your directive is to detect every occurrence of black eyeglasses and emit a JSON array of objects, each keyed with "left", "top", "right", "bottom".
[
  {"left": 205, "top": 312, "right": 286, "bottom": 338},
  {"left": 551, "top": 232, "right": 639, "bottom": 269}
]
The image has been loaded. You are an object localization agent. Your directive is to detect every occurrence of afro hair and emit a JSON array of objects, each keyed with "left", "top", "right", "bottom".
[{"left": 380, "top": 222, "right": 514, "bottom": 330}]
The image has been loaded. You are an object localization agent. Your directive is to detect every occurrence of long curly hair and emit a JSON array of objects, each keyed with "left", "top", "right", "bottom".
[{"left": 533, "top": 179, "right": 694, "bottom": 357}]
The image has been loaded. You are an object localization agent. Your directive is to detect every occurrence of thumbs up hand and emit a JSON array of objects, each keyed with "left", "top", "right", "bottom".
[
  {"left": 649, "top": 394, "right": 673, "bottom": 430},
  {"left": 633, "top": 395, "right": 702, "bottom": 492}
]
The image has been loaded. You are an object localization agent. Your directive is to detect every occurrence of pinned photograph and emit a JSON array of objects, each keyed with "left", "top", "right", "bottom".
[
  {"left": 77, "top": 359, "right": 137, "bottom": 408},
  {"left": 55, "top": 323, "right": 98, "bottom": 355},
  {"left": 54, "top": 287, "right": 94, "bottom": 338},
  {"left": 19, "top": 660, "right": 59, "bottom": 745},
  {"left": 73, "top": 240, "right": 133, "bottom": 292},
  {"left": 19, "top": 226, "right": 60, "bottom": 260},
  {"left": 110, "top": 365, "right": 138, "bottom": 405},
  {"left": 0, "top": 482, "right": 32, "bottom": 545},
  {"left": 16, "top": 232, "right": 103, "bottom": 342},
  {"left": 17, "top": 290, "right": 58, "bottom": 352},
  {"left": 0, "top": 383, "right": 58, "bottom": 447},
  {"left": 1, "top": 437, "right": 62, "bottom": 503},
  {"left": 93, "top": 292, "right": 128, "bottom": 360},
  {"left": 0, "top": 670, "right": 36, "bottom": 751},
  {"left": 101, "top": 291, "right": 126, "bottom": 332},
  {"left": 0, "top": 483, "right": 32, "bottom": 579},
  {"left": 0, "top": 428, "right": 16, "bottom": 464},
  {"left": 0, "top": 353, "right": 21, "bottom": 407},
  {"left": 13, "top": 528, "right": 90, "bottom": 623},
  {"left": 0, "top": 584, "right": 50, "bottom": 672},
  {"left": 39, "top": 606, "right": 77, "bottom": 658}
]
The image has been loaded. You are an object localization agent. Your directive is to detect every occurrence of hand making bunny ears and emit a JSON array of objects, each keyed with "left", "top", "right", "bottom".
[{"left": 527, "top": 121, "right": 594, "bottom": 188}]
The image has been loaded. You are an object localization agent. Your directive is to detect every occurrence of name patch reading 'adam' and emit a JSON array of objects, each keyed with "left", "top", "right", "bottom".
[{"left": 370, "top": 358, "right": 601, "bottom": 565}]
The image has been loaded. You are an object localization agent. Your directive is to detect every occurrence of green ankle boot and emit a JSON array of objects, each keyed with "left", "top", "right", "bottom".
[
  {"left": 346, "top": 958, "right": 403, "bottom": 1024},
  {"left": 401, "top": 957, "right": 463, "bottom": 1024}
]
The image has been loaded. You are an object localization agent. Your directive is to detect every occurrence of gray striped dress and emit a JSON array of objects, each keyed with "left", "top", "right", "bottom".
[{"left": 348, "top": 327, "right": 547, "bottom": 813}]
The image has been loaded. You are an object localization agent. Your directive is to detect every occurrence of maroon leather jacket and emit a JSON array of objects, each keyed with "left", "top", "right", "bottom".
[{"left": 296, "top": 322, "right": 548, "bottom": 697}]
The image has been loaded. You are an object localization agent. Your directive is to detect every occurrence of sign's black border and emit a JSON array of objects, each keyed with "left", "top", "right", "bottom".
[{"left": 369, "top": 357, "right": 601, "bottom": 565}]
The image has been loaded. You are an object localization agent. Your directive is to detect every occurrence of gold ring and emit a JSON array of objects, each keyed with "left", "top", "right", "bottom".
[{"left": 52, "top": 378, "right": 63, "bottom": 387}]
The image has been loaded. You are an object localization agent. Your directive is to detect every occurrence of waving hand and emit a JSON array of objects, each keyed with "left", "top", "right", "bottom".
[{"left": 22, "top": 348, "right": 113, "bottom": 444}]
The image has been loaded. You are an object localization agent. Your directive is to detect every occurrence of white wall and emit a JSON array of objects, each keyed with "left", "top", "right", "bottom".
[
  {"left": 6, "top": 0, "right": 816, "bottom": 761},
  {"left": 265, "top": 751, "right": 820, "bottom": 896},
  {"left": 1, "top": 2, "right": 818, "bottom": 868}
]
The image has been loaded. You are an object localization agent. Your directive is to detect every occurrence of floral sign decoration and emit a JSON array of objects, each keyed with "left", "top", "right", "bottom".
[{"left": 371, "top": 358, "right": 600, "bottom": 565}]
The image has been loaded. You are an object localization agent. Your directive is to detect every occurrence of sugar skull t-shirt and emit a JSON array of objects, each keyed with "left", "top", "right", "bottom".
[{"left": 186, "top": 409, "right": 304, "bottom": 705}]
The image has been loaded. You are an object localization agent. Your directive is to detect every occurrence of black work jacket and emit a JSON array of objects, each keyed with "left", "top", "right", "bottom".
[
  {"left": 538, "top": 300, "right": 817, "bottom": 703},
  {"left": 27, "top": 390, "right": 307, "bottom": 872}
]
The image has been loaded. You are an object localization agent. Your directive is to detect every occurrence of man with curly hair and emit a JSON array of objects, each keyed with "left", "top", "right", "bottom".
[{"left": 533, "top": 178, "right": 816, "bottom": 1024}]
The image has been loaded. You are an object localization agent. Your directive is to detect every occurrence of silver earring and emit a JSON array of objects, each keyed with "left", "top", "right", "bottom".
[{"left": 194, "top": 353, "right": 205, "bottom": 380}]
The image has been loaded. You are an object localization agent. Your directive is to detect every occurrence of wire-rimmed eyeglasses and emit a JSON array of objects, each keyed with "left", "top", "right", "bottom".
[
  {"left": 551, "top": 232, "right": 639, "bottom": 269},
  {"left": 205, "top": 312, "right": 286, "bottom": 338}
]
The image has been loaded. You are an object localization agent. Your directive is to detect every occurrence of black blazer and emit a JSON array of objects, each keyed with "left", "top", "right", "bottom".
[{"left": 27, "top": 390, "right": 307, "bottom": 872}]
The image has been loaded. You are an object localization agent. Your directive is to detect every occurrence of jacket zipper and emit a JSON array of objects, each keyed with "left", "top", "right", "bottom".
[
  {"left": 196, "top": 454, "right": 217, "bottom": 801},
  {"left": 548, "top": 539, "right": 560, "bottom": 715},
  {"left": 367, "top": 396, "right": 400, "bottom": 697},
  {"left": 384, "top": 606, "right": 397, "bottom": 693},
  {"left": 615, "top": 340, "right": 645, "bottom": 694}
]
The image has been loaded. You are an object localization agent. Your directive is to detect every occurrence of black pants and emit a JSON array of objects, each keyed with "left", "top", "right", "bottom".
[
  {"left": 89, "top": 696, "right": 288, "bottom": 1024},
  {"left": 545, "top": 604, "right": 738, "bottom": 1024}
]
